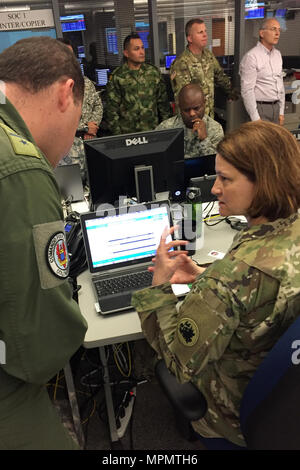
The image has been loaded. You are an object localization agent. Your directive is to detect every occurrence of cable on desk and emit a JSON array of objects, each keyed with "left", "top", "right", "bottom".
[
  {"left": 202, "top": 201, "right": 214, "bottom": 217},
  {"left": 226, "top": 216, "right": 248, "bottom": 231},
  {"left": 204, "top": 215, "right": 227, "bottom": 226},
  {"left": 201, "top": 201, "right": 227, "bottom": 226}
]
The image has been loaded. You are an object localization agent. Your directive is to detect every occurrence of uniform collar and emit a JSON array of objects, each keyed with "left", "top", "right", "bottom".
[
  {"left": 123, "top": 61, "right": 146, "bottom": 73},
  {"left": 186, "top": 46, "right": 209, "bottom": 60},
  {"left": 230, "top": 213, "right": 299, "bottom": 250},
  {"left": 0, "top": 90, "right": 35, "bottom": 143}
]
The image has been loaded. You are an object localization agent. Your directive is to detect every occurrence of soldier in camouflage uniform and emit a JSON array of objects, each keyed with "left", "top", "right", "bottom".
[
  {"left": 156, "top": 83, "right": 223, "bottom": 158},
  {"left": 170, "top": 19, "right": 237, "bottom": 118},
  {"left": 57, "top": 39, "right": 103, "bottom": 182},
  {"left": 60, "top": 75, "right": 103, "bottom": 182},
  {"left": 132, "top": 121, "right": 300, "bottom": 447},
  {"left": 105, "top": 33, "right": 171, "bottom": 135}
]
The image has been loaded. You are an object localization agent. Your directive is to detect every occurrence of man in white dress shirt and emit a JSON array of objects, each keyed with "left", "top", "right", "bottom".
[{"left": 239, "top": 18, "right": 285, "bottom": 125}]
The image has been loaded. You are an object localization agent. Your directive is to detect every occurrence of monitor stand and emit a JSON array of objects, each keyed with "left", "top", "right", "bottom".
[{"left": 134, "top": 164, "right": 155, "bottom": 203}]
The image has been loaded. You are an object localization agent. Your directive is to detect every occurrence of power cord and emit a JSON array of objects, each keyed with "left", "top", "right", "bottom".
[
  {"left": 226, "top": 217, "right": 248, "bottom": 231},
  {"left": 204, "top": 215, "right": 226, "bottom": 226},
  {"left": 202, "top": 202, "right": 226, "bottom": 226}
]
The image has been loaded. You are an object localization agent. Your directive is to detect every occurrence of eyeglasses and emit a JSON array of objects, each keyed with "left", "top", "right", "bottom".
[{"left": 264, "top": 27, "right": 281, "bottom": 33}]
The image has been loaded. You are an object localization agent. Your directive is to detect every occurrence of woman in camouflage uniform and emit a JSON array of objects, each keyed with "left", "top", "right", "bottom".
[{"left": 132, "top": 121, "right": 300, "bottom": 447}]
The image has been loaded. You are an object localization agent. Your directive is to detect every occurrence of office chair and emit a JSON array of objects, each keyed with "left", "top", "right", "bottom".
[{"left": 155, "top": 315, "right": 300, "bottom": 450}]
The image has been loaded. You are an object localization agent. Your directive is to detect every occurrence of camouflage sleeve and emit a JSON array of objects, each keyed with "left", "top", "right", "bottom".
[
  {"left": 155, "top": 120, "right": 168, "bottom": 130},
  {"left": 131, "top": 282, "right": 179, "bottom": 365},
  {"left": 132, "top": 256, "right": 279, "bottom": 385},
  {"left": 132, "top": 276, "right": 239, "bottom": 384},
  {"left": 213, "top": 56, "right": 233, "bottom": 96},
  {"left": 88, "top": 89, "right": 103, "bottom": 125},
  {"left": 105, "top": 74, "right": 122, "bottom": 135},
  {"left": 156, "top": 73, "right": 172, "bottom": 122},
  {"left": 155, "top": 117, "right": 176, "bottom": 131},
  {"left": 78, "top": 78, "right": 103, "bottom": 129},
  {"left": 170, "top": 57, "right": 192, "bottom": 103},
  {"left": 203, "top": 117, "right": 224, "bottom": 152}
]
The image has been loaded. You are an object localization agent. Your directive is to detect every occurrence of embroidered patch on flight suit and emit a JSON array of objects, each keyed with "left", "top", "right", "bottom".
[
  {"left": 33, "top": 221, "right": 69, "bottom": 289},
  {"left": 0, "top": 122, "right": 40, "bottom": 158},
  {"left": 47, "top": 232, "right": 69, "bottom": 279},
  {"left": 177, "top": 318, "right": 199, "bottom": 347}
]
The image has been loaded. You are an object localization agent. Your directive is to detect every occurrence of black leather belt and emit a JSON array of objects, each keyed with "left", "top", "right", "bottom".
[{"left": 256, "top": 100, "right": 279, "bottom": 105}]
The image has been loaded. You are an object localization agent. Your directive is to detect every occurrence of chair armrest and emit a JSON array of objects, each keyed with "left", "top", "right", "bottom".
[{"left": 155, "top": 359, "right": 207, "bottom": 422}]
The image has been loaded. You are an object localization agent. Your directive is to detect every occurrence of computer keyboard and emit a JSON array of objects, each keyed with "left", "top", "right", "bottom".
[{"left": 95, "top": 270, "right": 153, "bottom": 297}]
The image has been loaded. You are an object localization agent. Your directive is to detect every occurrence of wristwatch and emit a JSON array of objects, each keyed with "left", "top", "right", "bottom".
[{"left": 75, "top": 126, "right": 88, "bottom": 138}]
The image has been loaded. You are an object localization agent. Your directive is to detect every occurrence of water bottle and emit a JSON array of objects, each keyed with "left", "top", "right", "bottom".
[{"left": 182, "top": 186, "right": 203, "bottom": 255}]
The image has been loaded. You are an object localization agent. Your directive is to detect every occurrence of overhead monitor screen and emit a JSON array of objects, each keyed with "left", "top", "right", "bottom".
[
  {"left": 60, "top": 14, "right": 86, "bottom": 32},
  {"left": 245, "top": 1, "right": 265, "bottom": 19}
]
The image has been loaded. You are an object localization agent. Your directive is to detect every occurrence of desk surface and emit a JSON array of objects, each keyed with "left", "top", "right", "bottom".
[
  {"left": 78, "top": 269, "right": 144, "bottom": 348},
  {"left": 78, "top": 218, "right": 235, "bottom": 349}
]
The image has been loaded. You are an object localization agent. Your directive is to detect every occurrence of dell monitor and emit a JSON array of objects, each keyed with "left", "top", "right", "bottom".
[
  {"left": 84, "top": 128, "right": 184, "bottom": 208},
  {"left": 184, "top": 154, "right": 216, "bottom": 184}
]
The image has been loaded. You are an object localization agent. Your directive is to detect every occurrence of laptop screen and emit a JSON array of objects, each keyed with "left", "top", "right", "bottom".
[{"left": 81, "top": 204, "right": 172, "bottom": 273}]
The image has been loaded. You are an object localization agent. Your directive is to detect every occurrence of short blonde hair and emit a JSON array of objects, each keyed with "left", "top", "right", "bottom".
[{"left": 217, "top": 121, "right": 300, "bottom": 221}]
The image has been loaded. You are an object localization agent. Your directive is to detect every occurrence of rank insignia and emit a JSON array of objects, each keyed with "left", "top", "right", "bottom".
[
  {"left": 177, "top": 318, "right": 199, "bottom": 346},
  {"left": 46, "top": 232, "right": 69, "bottom": 279},
  {"left": 0, "top": 122, "right": 40, "bottom": 158}
]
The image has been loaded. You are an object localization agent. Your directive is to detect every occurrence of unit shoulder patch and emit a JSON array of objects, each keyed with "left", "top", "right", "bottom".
[
  {"left": 46, "top": 232, "right": 69, "bottom": 279},
  {"left": 177, "top": 318, "right": 199, "bottom": 346},
  {"left": 0, "top": 122, "right": 40, "bottom": 158}
]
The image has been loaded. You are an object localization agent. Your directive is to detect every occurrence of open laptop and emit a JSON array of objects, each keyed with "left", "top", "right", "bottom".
[
  {"left": 80, "top": 202, "right": 173, "bottom": 315},
  {"left": 54, "top": 163, "right": 84, "bottom": 202}
]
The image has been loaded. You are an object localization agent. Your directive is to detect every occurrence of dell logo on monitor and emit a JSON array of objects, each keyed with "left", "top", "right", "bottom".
[{"left": 125, "top": 137, "right": 149, "bottom": 146}]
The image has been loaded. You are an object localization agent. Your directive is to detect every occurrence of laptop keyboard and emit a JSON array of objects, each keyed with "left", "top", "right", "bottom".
[{"left": 95, "top": 270, "right": 153, "bottom": 297}]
